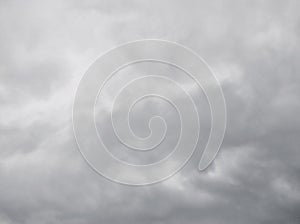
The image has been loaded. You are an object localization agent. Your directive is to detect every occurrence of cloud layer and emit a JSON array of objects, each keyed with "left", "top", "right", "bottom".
[{"left": 0, "top": 0, "right": 300, "bottom": 223}]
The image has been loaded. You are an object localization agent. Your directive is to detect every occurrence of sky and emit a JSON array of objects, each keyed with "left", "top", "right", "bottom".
[{"left": 0, "top": 0, "right": 300, "bottom": 223}]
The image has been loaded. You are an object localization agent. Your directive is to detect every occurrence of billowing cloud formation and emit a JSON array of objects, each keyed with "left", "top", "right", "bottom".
[{"left": 0, "top": 0, "right": 300, "bottom": 223}]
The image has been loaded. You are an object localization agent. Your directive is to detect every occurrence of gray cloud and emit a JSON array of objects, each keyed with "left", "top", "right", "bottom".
[{"left": 0, "top": 0, "right": 300, "bottom": 223}]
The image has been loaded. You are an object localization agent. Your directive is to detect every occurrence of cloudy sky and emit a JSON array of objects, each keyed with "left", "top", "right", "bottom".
[{"left": 1, "top": 0, "right": 300, "bottom": 223}]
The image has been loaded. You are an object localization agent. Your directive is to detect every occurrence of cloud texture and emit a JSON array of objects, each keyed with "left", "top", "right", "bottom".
[{"left": 0, "top": 0, "right": 300, "bottom": 223}]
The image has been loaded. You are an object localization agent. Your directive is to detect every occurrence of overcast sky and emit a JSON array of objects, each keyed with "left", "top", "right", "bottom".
[{"left": 0, "top": 0, "right": 300, "bottom": 223}]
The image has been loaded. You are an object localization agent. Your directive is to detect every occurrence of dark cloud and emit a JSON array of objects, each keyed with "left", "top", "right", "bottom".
[{"left": 0, "top": 0, "right": 300, "bottom": 224}]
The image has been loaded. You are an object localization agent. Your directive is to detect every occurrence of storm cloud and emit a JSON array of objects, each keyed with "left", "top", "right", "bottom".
[{"left": 0, "top": 0, "right": 300, "bottom": 223}]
